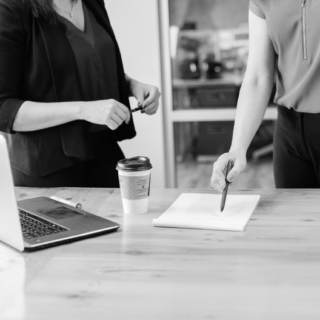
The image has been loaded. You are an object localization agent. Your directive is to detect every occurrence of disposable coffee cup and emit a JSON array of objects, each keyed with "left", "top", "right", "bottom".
[{"left": 116, "top": 156, "right": 152, "bottom": 214}]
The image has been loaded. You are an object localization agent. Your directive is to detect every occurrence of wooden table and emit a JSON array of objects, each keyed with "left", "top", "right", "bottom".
[{"left": 1, "top": 188, "right": 320, "bottom": 320}]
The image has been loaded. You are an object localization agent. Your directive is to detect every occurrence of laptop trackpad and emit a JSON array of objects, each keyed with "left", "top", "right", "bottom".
[{"left": 37, "top": 206, "right": 84, "bottom": 220}]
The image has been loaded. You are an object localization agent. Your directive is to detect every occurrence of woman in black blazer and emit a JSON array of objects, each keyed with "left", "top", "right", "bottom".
[{"left": 0, "top": 0, "right": 160, "bottom": 187}]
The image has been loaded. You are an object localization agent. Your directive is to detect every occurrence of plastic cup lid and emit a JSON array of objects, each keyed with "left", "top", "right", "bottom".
[{"left": 116, "top": 156, "right": 152, "bottom": 172}]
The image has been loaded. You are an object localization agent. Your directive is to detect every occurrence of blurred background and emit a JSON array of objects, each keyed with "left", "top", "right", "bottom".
[{"left": 106, "top": 0, "right": 275, "bottom": 189}]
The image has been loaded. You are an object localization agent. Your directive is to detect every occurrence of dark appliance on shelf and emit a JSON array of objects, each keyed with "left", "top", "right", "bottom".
[
  {"left": 190, "top": 84, "right": 240, "bottom": 109},
  {"left": 196, "top": 121, "right": 234, "bottom": 160}
]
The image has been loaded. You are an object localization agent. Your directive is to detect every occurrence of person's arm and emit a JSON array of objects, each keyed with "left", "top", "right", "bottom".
[
  {"left": 13, "top": 75, "right": 161, "bottom": 132},
  {"left": 211, "top": 11, "right": 276, "bottom": 192},
  {"left": 12, "top": 99, "right": 130, "bottom": 132},
  {"left": 125, "top": 74, "right": 161, "bottom": 115}
]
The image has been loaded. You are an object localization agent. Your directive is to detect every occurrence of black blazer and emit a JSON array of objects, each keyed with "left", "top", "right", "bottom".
[{"left": 0, "top": 0, "right": 136, "bottom": 177}]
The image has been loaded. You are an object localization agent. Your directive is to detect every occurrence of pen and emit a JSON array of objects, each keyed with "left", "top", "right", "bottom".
[
  {"left": 220, "top": 160, "right": 232, "bottom": 212},
  {"left": 50, "top": 196, "right": 82, "bottom": 209},
  {"left": 131, "top": 102, "right": 144, "bottom": 113}
]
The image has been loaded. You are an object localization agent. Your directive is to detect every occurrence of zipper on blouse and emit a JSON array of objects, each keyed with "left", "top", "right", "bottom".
[{"left": 301, "top": 0, "right": 307, "bottom": 60}]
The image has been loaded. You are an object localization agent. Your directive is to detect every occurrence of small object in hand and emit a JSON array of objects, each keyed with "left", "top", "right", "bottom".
[
  {"left": 131, "top": 102, "right": 143, "bottom": 113},
  {"left": 220, "top": 160, "right": 233, "bottom": 212}
]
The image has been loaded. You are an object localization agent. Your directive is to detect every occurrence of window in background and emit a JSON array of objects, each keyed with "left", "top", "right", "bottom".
[{"left": 162, "top": 0, "right": 276, "bottom": 188}]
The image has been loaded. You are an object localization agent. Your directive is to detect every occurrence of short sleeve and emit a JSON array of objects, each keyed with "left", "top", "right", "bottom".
[{"left": 249, "top": 0, "right": 266, "bottom": 19}]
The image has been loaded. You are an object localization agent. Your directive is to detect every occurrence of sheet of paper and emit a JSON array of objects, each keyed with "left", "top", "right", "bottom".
[{"left": 152, "top": 193, "right": 260, "bottom": 232}]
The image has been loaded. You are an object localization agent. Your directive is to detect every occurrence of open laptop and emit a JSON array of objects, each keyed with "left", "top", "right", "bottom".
[{"left": 0, "top": 135, "right": 120, "bottom": 252}]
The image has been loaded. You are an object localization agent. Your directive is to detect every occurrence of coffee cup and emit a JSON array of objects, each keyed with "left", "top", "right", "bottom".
[{"left": 116, "top": 156, "right": 152, "bottom": 214}]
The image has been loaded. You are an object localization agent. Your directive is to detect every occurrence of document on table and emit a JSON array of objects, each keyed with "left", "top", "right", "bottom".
[{"left": 152, "top": 193, "right": 260, "bottom": 232}]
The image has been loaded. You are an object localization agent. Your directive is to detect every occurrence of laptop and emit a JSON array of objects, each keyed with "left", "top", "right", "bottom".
[{"left": 0, "top": 135, "right": 120, "bottom": 252}]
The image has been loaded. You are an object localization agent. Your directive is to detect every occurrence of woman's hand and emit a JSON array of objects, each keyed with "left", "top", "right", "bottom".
[
  {"left": 80, "top": 99, "right": 131, "bottom": 130},
  {"left": 127, "top": 76, "right": 161, "bottom": 115},
  {"left": 210, "top": 149, "right": 247, "bottom": 192}
]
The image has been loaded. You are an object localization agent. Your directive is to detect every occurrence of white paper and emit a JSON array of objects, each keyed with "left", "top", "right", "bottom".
[{"left": 152, "top": 193, "right": 260, "bottom": 232}]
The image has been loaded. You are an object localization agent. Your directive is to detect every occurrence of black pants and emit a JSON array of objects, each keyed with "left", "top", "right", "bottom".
[
  {"left": 13, "top": 142, "right": 125, "bottom": 188},
  {"left": 273, "top": 106, "right": 320, "bottom": 188}
]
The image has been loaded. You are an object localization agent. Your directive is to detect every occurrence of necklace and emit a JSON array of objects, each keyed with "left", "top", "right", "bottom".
[{"left": 54, "top": 1, "right": 77, "bottom": 18}]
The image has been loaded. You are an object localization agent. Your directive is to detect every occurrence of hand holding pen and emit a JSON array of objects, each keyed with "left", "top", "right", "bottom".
[
  {"left": 131, "top": 102, "right": 145, "bottom": 113},
  {"left": 128, "top": 78, "right": 161, "bottom": 115},
  {"left": 211, "top": 150, "right": 247, "bottom": 193}
]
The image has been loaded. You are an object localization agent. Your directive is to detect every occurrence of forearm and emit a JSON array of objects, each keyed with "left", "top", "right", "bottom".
[
  {"left": 230, "top": 10, "right": 276, "bottom": 155},
  {"left": 12, "top": 100, "right": 84, "bottom": 132},
  {"left": 230, "top": 74, "right": 274, "bottom": 154},
  {"left": 125, "top": 74, "right": 140, "bottom": 97}
]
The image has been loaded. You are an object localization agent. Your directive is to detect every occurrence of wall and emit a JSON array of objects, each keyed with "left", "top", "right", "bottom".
[{"left": 104, "top": 0, "right": 166, "bottom": 187}]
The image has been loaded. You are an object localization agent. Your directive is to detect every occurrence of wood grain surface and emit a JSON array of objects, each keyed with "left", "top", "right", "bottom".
[{"left": 1, "top": 188, "right": 320, "bottom": 320}]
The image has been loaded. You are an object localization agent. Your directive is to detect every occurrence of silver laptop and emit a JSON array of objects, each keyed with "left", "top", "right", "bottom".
[{"left": 0, "top": 135, "right": 120, "bottom": 252}]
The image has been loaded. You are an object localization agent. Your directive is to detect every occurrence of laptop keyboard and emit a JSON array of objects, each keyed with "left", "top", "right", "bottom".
[{"left": 19, "top": 209, "right": 68, "bottom": 239}]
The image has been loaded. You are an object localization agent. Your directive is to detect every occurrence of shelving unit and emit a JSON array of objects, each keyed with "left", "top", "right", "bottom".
[{"left": 171, "top": 107, "right": 277, "bottom": 122}]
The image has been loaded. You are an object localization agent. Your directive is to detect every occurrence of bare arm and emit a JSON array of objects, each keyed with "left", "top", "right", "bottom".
[
  {"left": 211, "top": 11, "right": 276, "bottom": 192},
  {"left": 13, "top": 73, "right": 162, "bottom": 132},
  {"left": 230, "top": 11, "right": 275, "bottom": 154},
  {"left": 13, "top": 101, "right": 82, "bottom": 132},
  {"left": 12, "top": 99, "right": 131, "bottom": 132}
]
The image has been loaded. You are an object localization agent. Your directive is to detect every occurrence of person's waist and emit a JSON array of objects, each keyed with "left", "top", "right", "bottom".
[
  {"left": 277, "top": 105, "right": 320, "bottom": 119},
  {"left": 90, "top": 127, "right": 117, "bottom": 147}
]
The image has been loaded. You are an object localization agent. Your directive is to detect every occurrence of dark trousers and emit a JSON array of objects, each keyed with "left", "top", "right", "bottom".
[
  {"left": 13, "top": 142, "right": 125, "bottom": 188},
  {"left": 273, "top": 106, "right": 320, "bottom": 188}
]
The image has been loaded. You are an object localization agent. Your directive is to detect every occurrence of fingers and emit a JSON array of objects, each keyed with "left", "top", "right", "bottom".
[
  {"left": 110, "top": 112, "right": 124, "bottom": 127},
  {"left": 104, "top": 100, "right": 131, "bottom": 130},
  {"left": 211, "top": 157, "right": 229, "bottom": 192},
  {"left": 143, "top": 100, "right": 159, "bottom": 115},
  {"left": 141, "top": 87, "right": 161, "bottom": 115},
  {"left": 85, "top": 99, "right": 132, "bottom": 130},
  {"left": 106, "top": 118, "right": 120, "bottom": 131},
  {"left": 114, "top": 101, "right": 131, "bottom": 123},
  {"left": 114, "top": 106, "right": 130, "bottom": 124},
  {"left": 227, "top": 160, "right": 244, "bottom": 183},
  {"left": 131, "top": 80, "right": 161, "bottom": 115},
  {"left": 211, "top": 153, "right": 246, "bottom": 192},
  {"left": 211, "top": 168, "right": 226, "bottom": 192}
]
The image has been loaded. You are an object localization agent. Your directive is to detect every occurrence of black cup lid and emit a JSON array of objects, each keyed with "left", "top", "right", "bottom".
[{"left": 116, "top": 156, "right": 152, "bottom": 172}]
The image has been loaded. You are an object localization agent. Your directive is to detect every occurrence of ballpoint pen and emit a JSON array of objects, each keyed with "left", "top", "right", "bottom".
[
  {"left": 131, "top": 102, "right": 144, "bottom": 113},
  {"left": 220, "top": 160, "right": 232, "bottom": 212},
  {"left": 50, "top": 196, "right": 82, "bottom": 209}
]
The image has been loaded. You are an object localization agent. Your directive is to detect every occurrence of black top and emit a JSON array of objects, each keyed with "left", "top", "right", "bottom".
[
  {"left": 58, "top": 5, "right": 119, "bottom": 106},
  {"left": 58, "top": 4, "right": 119, "bottom": 156},
  {"left": 0, "top": 0, "right": 136, "bottom": 177}
]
